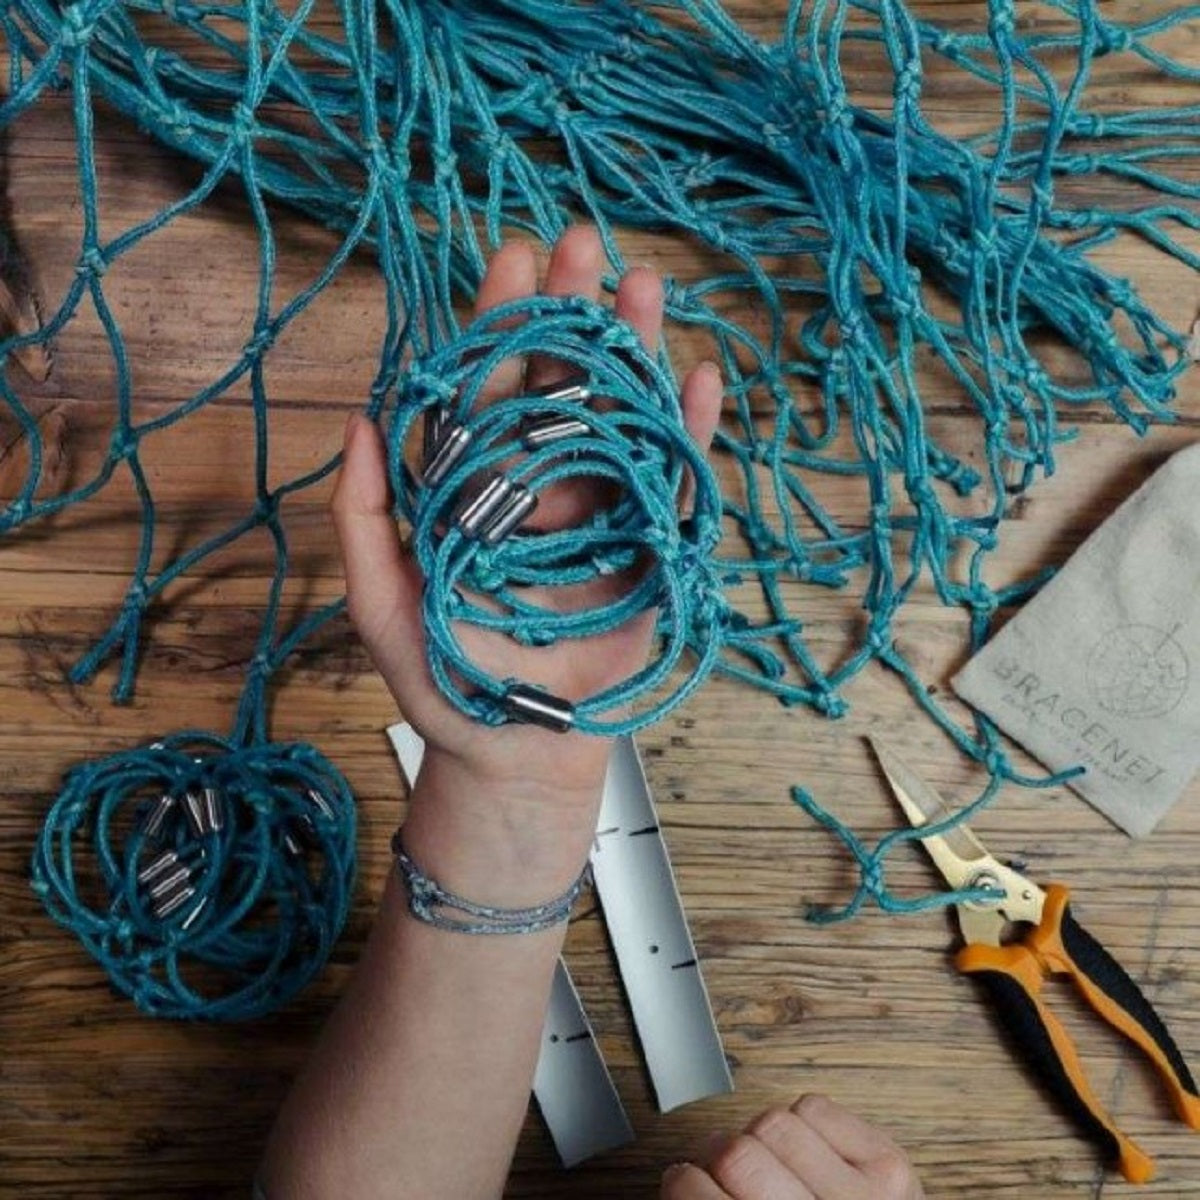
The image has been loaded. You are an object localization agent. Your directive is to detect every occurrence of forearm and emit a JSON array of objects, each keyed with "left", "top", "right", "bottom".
[{"left": 260, "top": 754, "right": 601, "bottom": 1200}]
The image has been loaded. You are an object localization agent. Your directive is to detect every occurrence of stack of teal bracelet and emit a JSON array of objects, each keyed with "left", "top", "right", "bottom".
[
  {"left": 387, "top": 295, "right": 728, "bottom": 737},
  {"left": 30, "top": 734, "right": 356, "bottom": 1020}
]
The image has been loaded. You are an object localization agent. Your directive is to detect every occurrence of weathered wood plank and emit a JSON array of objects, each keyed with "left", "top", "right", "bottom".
[{"left": 3, "top": 4, "right": 1200, "bottom": 1198}]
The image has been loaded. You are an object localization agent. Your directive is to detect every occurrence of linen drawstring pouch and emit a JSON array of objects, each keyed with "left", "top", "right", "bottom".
[{"left": 953, "top": 443, "right": 1200, "bottom": 837}]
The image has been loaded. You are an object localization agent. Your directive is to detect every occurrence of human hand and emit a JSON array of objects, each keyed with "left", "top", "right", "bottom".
[
  {"left": 331, "top": 227, "right": 722, "bottom": 893},
  {"left": 661, "top": 1095, "right": 926, "bottom": 1200}
]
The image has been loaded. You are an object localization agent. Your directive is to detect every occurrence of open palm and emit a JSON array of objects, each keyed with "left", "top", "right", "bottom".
[{"left": 332, "top": 227, "right": 723, "bottom": 800}]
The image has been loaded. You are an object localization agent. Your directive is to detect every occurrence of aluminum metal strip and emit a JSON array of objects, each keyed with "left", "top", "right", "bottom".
[
  {"left": 386, "top": 722, "right": 634, "bottom": 1167},
  {"left": 591, "top": 735, "right": 733, "bottom": 1112},
  {"left": 535, "top": 960, "right": 636, "bottom": 1167}
]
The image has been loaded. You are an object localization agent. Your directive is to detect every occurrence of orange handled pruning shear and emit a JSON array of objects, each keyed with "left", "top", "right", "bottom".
[{"left": 870, "top": 736, "right": 1200, "bottom": 1184}]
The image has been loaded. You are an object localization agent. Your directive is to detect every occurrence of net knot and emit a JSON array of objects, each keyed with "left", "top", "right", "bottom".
[
  {"left": 983, "top": 746, "right": 1008, "bottom": 777},
  {"left": 811, "top": 690, "right": 848, "bottom": 718},
  {"left": 866, "top": 624, "right": 891, "bottom": 654},
  {"left": 1104, "top": 278, "right": 1136, "bottom": 309},
  {"left": 662, "top": 277, "right": 692, "bottom": 309},
  {"left": 862, "top": 859, "right": 884, "bottom": 896},
  {"left": 245, "top": 326, "right": 277, "bottom": 359},
  {"left": 599, "top": 321, "right": 643, "bottom": 352},
  {"left": 988, "top": 6, "right": 1015, "bottom": 38},
  {"left": 931, "top": 30, "right": 958, "bottom": 56},
  {"left": 697, "top": 219, "right": 731, "bottom": 253},
  {"left": 840, "top": 310, "right": 866, "bottom": 346},
  {"left": 869, "top": 503, "right": 891, "bottom": 538},
  {"left": 231, "top": 103, "right": 257, "bottom": 142},
  {"left": 108, "top": 426, "right": 139, "bottom": 461},
  {"left": 1096, "top": 23, "right": 1134, "bottom": 54},
  {"left": 889, "top": 288, "right": 919, "bottom": 320},
  {"left": 1023, "top": 362, "right": 1050, "bottom": 393},
  {"left": 1072, "top": 112, "right": 1108, "bottom": 138},
  {"left": 681, "top": 151, "right": 717, "bottom": 188},
  {"left": 971, "top": 588, "right": 1000, "bottom": 617},
  {"left": 972, "top": 225, "right": 998, "bottom": 254},
  {"left": 1030, "top": 180, "right": 1054, "bottom": 210},
  {"left": 165, "top": 101, "right": 192, "bottom": 137},
  {"left": 761, "top": 122, "right": 790, "bottom": 151},
  {"left": 3, "top": 497, "right": 31, "bottom": 527},
  {"left": 484, "top": 130, "right": 514, "bottom": 162},
  {"left": 895, "top": 63, "right": 921, "bottom": 98},
  {"left": 824, "top": 97, "right": 854, "bottom": 130},
  {"left": 253, "top": 492, "right": 280, "bottom": 523},
  {"left": 60, "top": 5, "right": 96, "bottom": 47},
  {"left": 77, "top": 246, "right": 107, "bottom": 277}
]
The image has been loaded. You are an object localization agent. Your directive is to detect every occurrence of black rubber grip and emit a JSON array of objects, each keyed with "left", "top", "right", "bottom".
[
  {"left": 973, "top": 968, "right": 1122, "bottom": 1167},
  {"left": 1060, "top": 902, "right": 1198, "bottom": 1095}
]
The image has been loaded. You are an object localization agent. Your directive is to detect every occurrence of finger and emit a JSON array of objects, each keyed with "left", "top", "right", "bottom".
[
  {"left": 790, "top": 1095, "right": 902, "bottom": 1170},
  {"left": 661, "top": 1163, "right": 735, "bottom": 1200},
  {"left": 527, "top": 257, "right": 661, "bottom": 528},
  {"left": 678, "top": 360, "right": 724, "bottom": 514},
  {"left": 706, "top": 1133, "right": 814, "bottom": 1200},
  {"left": 746, "top": 1108, "right": 863, "bottom": 1200},
  {"left": 613, "top": 264, "right": 665, "bottom": 352},
  {"left": 473, "top": 239, "right": 539, "bottom": 319},
  {"left": 472, "top": 240, "right": 538, "bottom": 404},
  {"left": 682, "top": 361, "right": 724, "bottom": 454},
  {"left": 331, "top": 414, "right": 423, "bottom": 680},
  {"left": 526, "top": 225, "right": 606, "bottom": 391}
]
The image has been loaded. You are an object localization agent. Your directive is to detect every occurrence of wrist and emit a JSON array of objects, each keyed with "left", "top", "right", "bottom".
[{"left": 400, "top": 749, "right": 602, "bottom": 907}]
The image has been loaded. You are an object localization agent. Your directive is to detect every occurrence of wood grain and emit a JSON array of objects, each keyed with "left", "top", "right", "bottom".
[{"left": 3, "top": 4, "right": 1200, "bottom": 1198}]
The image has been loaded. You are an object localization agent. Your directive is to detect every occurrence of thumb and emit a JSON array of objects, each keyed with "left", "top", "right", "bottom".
[{"left": 331, "top": 413, "right": 424, "bottom": 684}]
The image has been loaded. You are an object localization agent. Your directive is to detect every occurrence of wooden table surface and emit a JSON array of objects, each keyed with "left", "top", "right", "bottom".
[{"left": 3, "top": 3, "right": 1200, "bottom": 1197}]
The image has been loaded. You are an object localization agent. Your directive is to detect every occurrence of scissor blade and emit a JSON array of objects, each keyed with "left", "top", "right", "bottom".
[{"left": 868, "top": 736, "right": 990, "bottom": 891}]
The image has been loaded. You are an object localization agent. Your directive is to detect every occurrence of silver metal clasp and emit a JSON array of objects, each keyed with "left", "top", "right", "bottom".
[
  {"left": 481, "top": 484, "right": 538, "bottom": 545},
  {"left": 454, "top": 474, "right": 516, "bottom": 538},
  {"left": 529, "top": 370, "right": 592, "bottom": 404},
  {"left": 422, "top": 422, "right": 472, "bottom": 487},
  {"left": 502, "top": 683, "right": 576, "bottom": 732}
]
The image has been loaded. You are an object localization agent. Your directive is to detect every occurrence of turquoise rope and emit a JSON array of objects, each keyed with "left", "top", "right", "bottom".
[
  {"left": 0, "top": 0, "right": 1196, "bottom": 1014},
  {"left": 389, "top": 294, "right": 728, "bottom": 735},
  {"left": 30, "top": 733, "right": 356, "bottom": 1019}
]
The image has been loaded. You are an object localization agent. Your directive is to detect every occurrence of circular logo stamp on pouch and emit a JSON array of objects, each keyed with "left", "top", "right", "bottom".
[{"left": 1086, "top": 623, "right": 1189, "bottom": 719}]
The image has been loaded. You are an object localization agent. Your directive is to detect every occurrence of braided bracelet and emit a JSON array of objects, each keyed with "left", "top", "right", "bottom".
[{"left": 391, "top": 831, "right": 589, "bottom": 935}]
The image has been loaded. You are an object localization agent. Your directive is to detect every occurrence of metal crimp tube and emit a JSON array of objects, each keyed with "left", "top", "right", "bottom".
[
  {"left": 141, "top": 793, "right": 176, "bottom": 840},
  {"left": 421, "top": 424, "right": 471, "bottom": 487},
  {"left": 521, "top": 414, "right": 591, "bottom": 450},
  {"left": 422, "top": 406, "right": 450, "bottom": 466},
  {"left": 480, "top": 485, "right": 538, "bottom": 546},
  {"left": 530, "top": 371, "right": 591, "bottom": 404},
  {"left": 201, "top": 786, "right": 224, "bottom": 833},
  {"left": 454, "top": 474, "right": 515, "bottom": 539},
  {"left": 153, "top": 883, "right": 196, "bottom": 920},
  {"left": 182, "top": 791, "right": 207, "bottom": 837},
  {"left": 180, "top": 895, "right": 208, "bottom": 932},
  {"left": 137, "top": 849, "right": 180, "bottom": 887},
  {"left": 306, "top": 788, "right": 334, "bottom": 821},
  {"left": 502, "top": 683, "right": 576, "bottom": 733},
  {"left": 147, "top": 864, "right": 192, "bottom": 900}
]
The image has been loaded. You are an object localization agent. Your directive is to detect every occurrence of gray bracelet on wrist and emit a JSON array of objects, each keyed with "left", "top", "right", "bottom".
[{"left": 391, "top": 830, "right": 589, "bottom": 934}]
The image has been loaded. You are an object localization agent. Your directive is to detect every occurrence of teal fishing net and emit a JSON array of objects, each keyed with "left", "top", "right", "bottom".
[{"left": 1, "top": 0, "right": 1197, "bottom": 1015}]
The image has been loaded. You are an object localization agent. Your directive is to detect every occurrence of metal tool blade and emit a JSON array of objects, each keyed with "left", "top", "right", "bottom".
[
  {"left": 591, "top": 735, "right": 733, "bottom": 1112},
  {"left": 869, "top": 735, "right": 990, "bottom": 891}
]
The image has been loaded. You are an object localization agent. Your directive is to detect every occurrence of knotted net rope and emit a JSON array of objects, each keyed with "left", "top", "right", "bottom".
[{"left": 1, "top": 0, "right": 1197, "bottom": 1011}]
